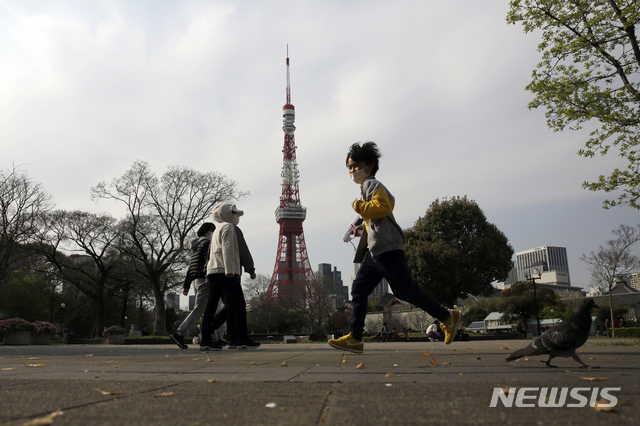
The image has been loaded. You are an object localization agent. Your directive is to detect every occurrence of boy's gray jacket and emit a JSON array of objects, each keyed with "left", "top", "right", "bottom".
[
  {"left": 207, "top": 203, "right": 255, "bottom": 276},
  {"left": 358, "top": 177, "right": 406, "bottom": 257}
]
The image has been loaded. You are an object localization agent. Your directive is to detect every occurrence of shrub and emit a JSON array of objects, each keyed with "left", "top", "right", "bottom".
[
  {"left": 0, "top": 318, "right": 36, "bottom": 334},
  {"left": 103, "top": 325, "right": 127, "bottom": 336},
  {"left": 33, "top": 321, "right": 58, "bottom": 335}
]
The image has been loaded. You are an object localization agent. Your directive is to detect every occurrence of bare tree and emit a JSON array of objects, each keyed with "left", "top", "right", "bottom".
[
  {"left": 0, "top": 166, "right": 52, "bottom": 300},
  {"left": 581, "top": 224, "right": 640, "bottom": 337},
  {"left": 91, "top": 161, "right": 246, "bottom": 334},
  {"left": 31, "top": 210, "right": 129, "bottom": 336},
  {"left": 243, "top": 273, "right": 276, "bottom": 333}
]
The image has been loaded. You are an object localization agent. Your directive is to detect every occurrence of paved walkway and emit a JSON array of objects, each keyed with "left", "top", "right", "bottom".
[{"left": 1, "top": 339, "right": 638, "bottom": 425}]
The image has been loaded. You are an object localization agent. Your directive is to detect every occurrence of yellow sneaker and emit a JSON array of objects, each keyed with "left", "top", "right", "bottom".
[
  {"left": 328, "top": 333, "right": 363, "bottom": 354},
  {"left": 440, "top": 310, "right": 461, "bottom": 345}
]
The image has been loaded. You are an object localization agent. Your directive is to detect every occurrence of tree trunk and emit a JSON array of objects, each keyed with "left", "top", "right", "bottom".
[
  {"left": 120, "top": 281, "right": 130, "bottom": 327},
  {"left": 152, "top": 283, "right": 167, "bottom": 335},
  {"left": 609, "top": 291, "right": 616, "bottom": 338}
]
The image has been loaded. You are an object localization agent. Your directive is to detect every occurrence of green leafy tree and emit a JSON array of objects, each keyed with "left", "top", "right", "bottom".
[
  {"left": 497, "top": 281, "right": 566, "bottom": 331},
  {"left": 1, "top": 270, "right": 52, "bottom": 320},
  {"left": 507, "top": 0, "right": 640, "bottom": 208},
  {"left": 405, "top": 196, "right": 514, "bottom": 307}
]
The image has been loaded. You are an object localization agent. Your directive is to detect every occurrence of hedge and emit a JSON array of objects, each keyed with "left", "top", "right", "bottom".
[{"left": 606, "top": 327, "right": 640, "bottom": 338}]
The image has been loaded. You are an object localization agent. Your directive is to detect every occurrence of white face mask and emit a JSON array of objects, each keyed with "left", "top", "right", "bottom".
[{"left": 350, "top": 168, "right": 368, "bottom": 184}]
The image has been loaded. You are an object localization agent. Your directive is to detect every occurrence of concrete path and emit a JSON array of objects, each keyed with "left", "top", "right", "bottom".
[{"left": 1, "top": 339, "right": 638, "bottom": 425}]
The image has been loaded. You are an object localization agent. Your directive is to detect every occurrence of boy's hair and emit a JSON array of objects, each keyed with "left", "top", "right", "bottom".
[{"left": 346, "top": 141, "right": 382, "bottom": 176}]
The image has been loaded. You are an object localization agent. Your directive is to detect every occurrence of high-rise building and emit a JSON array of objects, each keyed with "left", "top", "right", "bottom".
[
  {"left": 166, "top": 292, "right": 180, "bottom": 310},
  {"left": 515, "top": 245, "right": 571, "bottom": 285},
  {"left": 266, "top": 50, "right": 317, "bottom": 304},
  {"left": 318, "top": 263, "right": 345, "bottom": 308},
  {"left": 628, "top": 273, "right": 640, "bottom": 292}
]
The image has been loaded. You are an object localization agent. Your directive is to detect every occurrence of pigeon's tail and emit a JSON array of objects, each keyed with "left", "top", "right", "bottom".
[{"left": 505, "top": 345, "right": 535, "bottom": 362}]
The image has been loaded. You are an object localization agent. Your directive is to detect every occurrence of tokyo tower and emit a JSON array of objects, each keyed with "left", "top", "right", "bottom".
[{"left": 266, "top": 50, "right": 317, "bottom": 304}]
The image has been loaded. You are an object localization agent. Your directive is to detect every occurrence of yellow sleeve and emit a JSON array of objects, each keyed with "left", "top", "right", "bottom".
[{"left": 353, "top": 187, "right": 394, "bottom": 220}]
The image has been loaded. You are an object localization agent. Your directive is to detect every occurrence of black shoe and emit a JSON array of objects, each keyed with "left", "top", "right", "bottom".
[
  {"left": 199, "top": 341, "right": 223, "bottom": 351},
  {"left": 226, "top": 341, "right": 238, "bottom": 349},
  {"left": 170, "top": 333, "right": 188, "bottom": 349},
  {"left": 237, "top": 338, "right": 261, "bottom": 350}
]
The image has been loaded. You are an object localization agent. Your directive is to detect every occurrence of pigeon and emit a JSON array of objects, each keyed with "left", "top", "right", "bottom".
[{"left": 505, "top": 298, "right": 597, "bottom": 369}]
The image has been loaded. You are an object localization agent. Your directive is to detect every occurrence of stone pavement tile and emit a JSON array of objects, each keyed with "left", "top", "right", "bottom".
[
  {"left": 1, "top": 381, "right": 332, "bottom": 426},
  {"left": 320, "top": 381, "right": 640, "bottom": 425}
]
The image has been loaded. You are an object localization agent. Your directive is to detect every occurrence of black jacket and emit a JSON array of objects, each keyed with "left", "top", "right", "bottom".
[{"left": 183, "top": 236, "right": 210, "bottom": 291}]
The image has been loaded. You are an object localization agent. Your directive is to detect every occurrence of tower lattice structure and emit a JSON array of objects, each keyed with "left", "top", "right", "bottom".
[{"left": 267, "top": 52, "right": 317, "bottom": 304}]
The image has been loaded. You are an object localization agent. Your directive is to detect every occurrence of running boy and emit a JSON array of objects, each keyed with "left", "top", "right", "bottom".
[{"left": 328, "top": 142, "right": 461, "bottom": 353}]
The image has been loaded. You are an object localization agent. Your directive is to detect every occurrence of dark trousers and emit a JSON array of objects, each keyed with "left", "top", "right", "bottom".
[
  {"left": 350, "top": 250, "right": 449, "bottom": 340},
  {"left": 202, "top": 274, "right": 247, "bottom": 343}
]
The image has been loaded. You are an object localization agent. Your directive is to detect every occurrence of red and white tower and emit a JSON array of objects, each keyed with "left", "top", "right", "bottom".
[{"left": 266, "top": 51, "right": 317, "bottom": 304}]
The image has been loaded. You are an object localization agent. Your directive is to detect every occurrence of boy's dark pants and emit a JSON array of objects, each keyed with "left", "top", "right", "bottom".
[
  {"left": 350, "top": 250, "right": 450, "bottom": 340},
  {"left": 202, "top": 274, "right": 247, "bottom": 343}
]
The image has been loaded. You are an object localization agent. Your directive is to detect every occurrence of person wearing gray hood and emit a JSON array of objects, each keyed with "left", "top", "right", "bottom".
[
  {"left": 170, "top": 222, "right": 216, "bottom": 349},
  {"left": 200, "top": 203, "right": 260, "bottom": 350}
]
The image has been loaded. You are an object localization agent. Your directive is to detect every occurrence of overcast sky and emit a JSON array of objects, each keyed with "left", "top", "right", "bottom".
[{"left": 2, "top": 0, "right": 637, "bottom": 303}]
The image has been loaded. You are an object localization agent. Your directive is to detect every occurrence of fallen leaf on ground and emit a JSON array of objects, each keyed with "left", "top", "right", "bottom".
[
  {"left": 22, "top": 409, "right": 63, "bottom": 426},
  {"left": 430, "top": 358, "right": 437, "bottom": 365},
  {"left": 385, "top": 372, "right": 395, "bottom": 377},
  {"left": 96, "top": 389, "right": 122, "bottom": 395},
  {"left": 24, "top": 364, "right": 45, "bottom": 367},
  {"left": 442, "top": 362, "right": 451, "bottom": 365},
  {"left": 593, "top": 398, "right": 616, "bottom": 412},
  {"left": 278, "top": 361, "right": 288, "bottom": 367},
  {"left": 581, "top": 377, "right": 609, "bottom": 381},
  {"left": 27, "top": 357, "right": 40, "bottom": 360},
  {"left": 423, "top": 351, "right": 429, "bottom": 357},
  {"left": 356, "top": 363, "right": 365, "bottom": 369},
  {"left": 152, "top": 392, "right": 174, "bottom": 398},
  {"left": 207, "top": 379, "right": 218, "bottom": 383},
  {"left": 2, "top": 368, "right": 15, "bottom": 371}
]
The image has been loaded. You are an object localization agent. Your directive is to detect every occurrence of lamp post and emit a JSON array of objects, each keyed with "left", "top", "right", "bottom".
[
  {"left": 60, "top": 303, "right": 66, "bottom": 340},
  {"left": 525, "top": 267, "right": 542, "bottom": 336}
]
